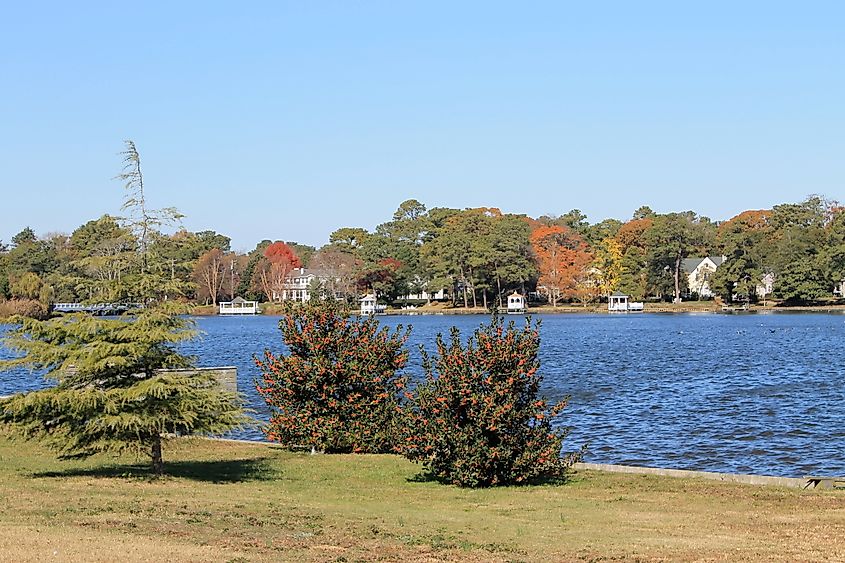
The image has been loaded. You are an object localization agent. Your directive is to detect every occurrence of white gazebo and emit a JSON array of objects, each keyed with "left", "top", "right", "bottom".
[
  {"left": 608, "top": 291, "right": 643, "bottom": 312},
  {"left": 506, "top": 291, "right": 527, "bottom": 314},
  {"left": 359, "top": 294, "right": 386, "bottom": 316},
  {"left": 219, "top": 297, "right": 259, "bottom": 315}
]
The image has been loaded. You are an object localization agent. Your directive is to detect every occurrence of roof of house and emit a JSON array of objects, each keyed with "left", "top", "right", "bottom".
[
  {"left": 231, "top": 296, "right": 247, "bottom": 304},
  {"left": 682, "top": 256, "right": 724, "bottom": 273},
  {"left": 286, "top": 267, "right": 336, "bottom": 280},
  {"left": 610, "top": 290, "right": 628, "bottom": 297}
]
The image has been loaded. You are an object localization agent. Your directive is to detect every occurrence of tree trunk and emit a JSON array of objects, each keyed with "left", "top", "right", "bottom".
[
  {"left": 151, "top": 434, "right": 164, "bottom": 477},
  {"left": 674, "top": 254, "right": 681, "bottom": 303},
  {"left": 495, "top": 269, "right": 503, "bottom": 307},
  {"left": 460, "top": 268, "right": 468, "bottom": 308},
  {"left": 469, "top": 267, "right": 477, "bottom": 309}
]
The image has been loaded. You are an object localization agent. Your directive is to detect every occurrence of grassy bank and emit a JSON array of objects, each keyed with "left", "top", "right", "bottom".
[{"left": 1, "top": 436, "right": 843, "bottom": 562}]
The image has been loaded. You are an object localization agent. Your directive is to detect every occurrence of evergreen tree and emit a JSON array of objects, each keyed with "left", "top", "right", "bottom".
[{"left": 0, "top": 307, "right": 247, "bottom": 475}]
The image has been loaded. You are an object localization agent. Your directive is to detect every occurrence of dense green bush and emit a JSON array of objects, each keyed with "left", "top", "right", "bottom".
[
  {"left": 402, "top": 316, "right": 579, "bottom": 487},
  {"left": 255, "top": 299, "right": 410, "bottom": 453}
]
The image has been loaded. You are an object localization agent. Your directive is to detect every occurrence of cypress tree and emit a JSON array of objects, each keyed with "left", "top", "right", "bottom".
[{"left": 0, "top": 307, "right": 247, "bottom": 475}]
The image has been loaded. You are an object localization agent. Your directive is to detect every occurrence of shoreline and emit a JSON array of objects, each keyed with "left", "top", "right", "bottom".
[{"left": 190, "top": 303, "right": 845, "bottom": 317}]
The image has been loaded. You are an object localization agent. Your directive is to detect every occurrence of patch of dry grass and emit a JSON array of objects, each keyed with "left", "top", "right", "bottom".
[{"left": 1, "top": 434, "right": 844, "bottom": 562}]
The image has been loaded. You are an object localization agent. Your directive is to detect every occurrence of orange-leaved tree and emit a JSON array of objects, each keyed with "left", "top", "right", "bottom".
[
  {"left": 252, "top": 241, "right": 302, "bottom": 301},
  {"left": 530, "top": 225, "right": 593, "bottom": 306}
]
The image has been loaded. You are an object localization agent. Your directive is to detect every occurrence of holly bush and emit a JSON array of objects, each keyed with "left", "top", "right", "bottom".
[
  {"left": 255, "top": 298, "right": 410, "bottom": 453},
  {"left": 402, "top": 316, "right": 579, "bottom": 487}
]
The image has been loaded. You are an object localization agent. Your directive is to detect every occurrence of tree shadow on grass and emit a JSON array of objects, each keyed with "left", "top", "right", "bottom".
[
  {"left": 31, "top": 457, "right": 278, "bottom": 483},
  {"left": 406, "top": 470, "right": 575, "bottom": 488}
]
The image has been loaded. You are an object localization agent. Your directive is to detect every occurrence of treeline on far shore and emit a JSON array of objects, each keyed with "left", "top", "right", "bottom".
[{"left": 3, "top": 193, "right": 845, "bottom": 319}]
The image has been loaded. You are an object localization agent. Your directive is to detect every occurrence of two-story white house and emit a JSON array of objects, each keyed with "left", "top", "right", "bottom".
[
  {"left": 272, "top": 268, "right": 319, "bottom": 302},
  {"left": 682, "top": 256, "right": 725, "bottom": 298}
]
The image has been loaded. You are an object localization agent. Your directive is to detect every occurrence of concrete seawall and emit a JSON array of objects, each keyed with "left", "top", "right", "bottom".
[{"left": 574, "top": 462, "right": 844, "bottom": 489}]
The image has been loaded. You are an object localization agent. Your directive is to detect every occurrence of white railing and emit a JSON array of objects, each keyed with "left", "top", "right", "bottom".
[
  {"left": 608, "top": 302, "right": 644, "bottom": 312},
  {"left": 219, "top": 301, "right": 259, "bottom": 315}
]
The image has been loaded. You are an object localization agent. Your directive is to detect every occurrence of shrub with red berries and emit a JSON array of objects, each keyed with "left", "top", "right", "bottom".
[
  {"left": 255, "top": 298, "right": 410, "bottom": 453},
  {"left": 402, "top": 316, "right": 579, "bottom": 487}
]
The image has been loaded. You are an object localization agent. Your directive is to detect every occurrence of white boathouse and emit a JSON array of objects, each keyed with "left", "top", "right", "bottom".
[
  {"left": 608, "top": 291, "right": 643, "bottom": 312},
  {"left": 219, "top": 297, "right": 259, "bottom": 315}
]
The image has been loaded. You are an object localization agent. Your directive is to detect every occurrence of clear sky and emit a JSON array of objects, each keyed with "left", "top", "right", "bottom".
[{"left": 1, "top": 2, "right": 842, "bottom": 250}]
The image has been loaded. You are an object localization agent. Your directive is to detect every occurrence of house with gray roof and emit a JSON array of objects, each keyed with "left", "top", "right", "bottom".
[{"left": 682, "top": 256, "right": 725, "bottom": 298}]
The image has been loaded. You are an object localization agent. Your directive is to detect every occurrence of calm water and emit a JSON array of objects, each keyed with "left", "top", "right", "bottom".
[{"left": 2, "top": 312, "right": 845, "bottom": 477}]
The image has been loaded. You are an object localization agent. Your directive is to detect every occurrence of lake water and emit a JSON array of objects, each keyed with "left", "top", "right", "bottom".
[{"left": 2, "top": 312, "right": 844, "bottom": 478}]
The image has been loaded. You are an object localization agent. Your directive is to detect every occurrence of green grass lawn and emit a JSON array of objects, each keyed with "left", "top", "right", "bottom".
[{"left": 1, "top": 434, "right": 843, "bottom": 562}]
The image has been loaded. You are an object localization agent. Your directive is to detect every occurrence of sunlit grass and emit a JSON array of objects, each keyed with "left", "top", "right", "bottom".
[{"left": 1, "top": 433, "right": 843, "bottom": 562}]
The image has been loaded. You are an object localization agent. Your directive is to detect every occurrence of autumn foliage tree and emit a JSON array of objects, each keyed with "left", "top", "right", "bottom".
[
  {"left": 252, "top": 241, "right": 302, "bottom": 301},
  {"left": 530, "top": 225, "right": 593, "bottom": 306},
  {"left": 193, "top": 248, "right": 226, "bottom": 305},
  {"left": 255, "top": 298, "right": 410, "bottom": 453},
  {"left": 402, "top": 316, "right": 579, "bottom": 487},
  {"left": 591, "top": 237, "right": 622, "bottom": 297}
]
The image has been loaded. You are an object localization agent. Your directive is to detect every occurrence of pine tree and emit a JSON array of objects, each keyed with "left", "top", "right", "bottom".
[{"left": 0, "top": 306, "right": 247, "bottom": 475}]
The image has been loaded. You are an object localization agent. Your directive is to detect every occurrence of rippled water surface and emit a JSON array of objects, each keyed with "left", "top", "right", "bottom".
[{"left": 2, "top": 312, "right": 844, "bottom": 477}]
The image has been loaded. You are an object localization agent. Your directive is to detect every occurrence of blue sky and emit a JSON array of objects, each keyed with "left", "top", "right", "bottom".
[{"left": 1, "top": 2, "right": 842, "bottom": 250}]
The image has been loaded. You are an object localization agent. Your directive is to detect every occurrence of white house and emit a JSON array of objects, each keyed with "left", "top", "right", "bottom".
[
  {"left": 682, "top": 256, "right": 725, "bottom": 298},
  {"left": 270, "top": 268, "right": 321, "bottom": 302},
  {"left": 272, "top": 267, "right": 360, "bottom": 302},
  {"left": 834, "top": 278, "right": 845, "bottom": 298},
  {"left": 401, "top": 288, "right": 448, "bottom": 301},
  {"left": 756, "top": 273, "right": 775, "bottom": 301}
]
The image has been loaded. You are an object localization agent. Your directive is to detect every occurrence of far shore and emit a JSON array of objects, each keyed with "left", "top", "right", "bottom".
[{"left": 190, "top": 301, "right": 845, "bottom": 317}]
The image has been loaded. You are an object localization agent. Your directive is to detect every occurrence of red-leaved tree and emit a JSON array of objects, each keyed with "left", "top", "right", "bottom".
[{"left": 252, "top": 241, "right": 302, "bottom": 301}]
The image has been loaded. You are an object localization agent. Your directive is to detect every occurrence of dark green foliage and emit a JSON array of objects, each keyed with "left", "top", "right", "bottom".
[
  {"left": 11, "top": 227, "right": 37, "bottom": 246},
  {"left": 774, "top": 259, "right": 829, "bottom": 304},
  {"left": 255, "top": 298, "right": 410, "bottom": 453},
  {"left": 402, "top": 316, "right": 579, "bottom": 487},
  {"left": 617, "top": 247, "right": 648, "bottom": 300},
  {"left": 645, "top": 212, "right": 710, "bottom": 302},
  {"left": 0, "top": 306, "right": 247, "bottom": 474}
]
